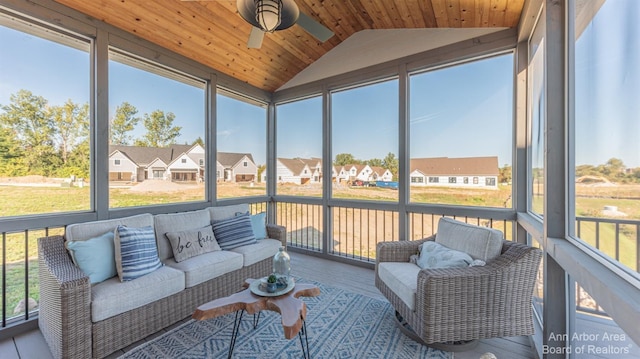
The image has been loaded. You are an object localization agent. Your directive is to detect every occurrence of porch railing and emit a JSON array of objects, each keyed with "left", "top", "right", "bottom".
[{"left": 2, "top": 205, "right": 639, "bottom": 332}]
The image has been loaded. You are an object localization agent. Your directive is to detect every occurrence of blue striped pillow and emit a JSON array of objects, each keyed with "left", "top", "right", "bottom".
[
  {"left": 212, "top": 213, "right": 257, "bottom": 250},
  {"left": 115, "top": 225, "right": 162, "bottom": 282}
]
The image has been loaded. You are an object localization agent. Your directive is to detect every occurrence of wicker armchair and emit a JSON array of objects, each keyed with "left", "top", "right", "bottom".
[{"left": 375, "top": 229, "right": 542, "bottom": 351}]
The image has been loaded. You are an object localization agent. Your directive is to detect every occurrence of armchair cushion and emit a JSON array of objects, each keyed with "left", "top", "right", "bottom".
[
  {"left": 416, "top": 241, "right": 473, "bottom": 269},
  {"left": 435, "top": 217, "right": 503, "bottom": 261},
  {"left": 377, "top": 262, "right": 421, "bottom": 310}
]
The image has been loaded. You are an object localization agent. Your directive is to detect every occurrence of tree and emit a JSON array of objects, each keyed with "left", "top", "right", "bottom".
[
  {"left": 382, "top": 152, "right": 398, "bottom": 180},
  {"left": 334, "top": 153, "right": 358, "bottom": 166},
  {"left": 110, "top": 102, "right": 140, "bottom": 145},
  {"left": 499, "top": 164, "right": 512, "bottom": 184},
  {"left": 365, "top": 158, "right": 383, "bottom": 167},
  {"left": 603, "top": 158, "right": 625, "bottom": 178},
  {"left": 192, "top": 137, "right": 204, "bottom": 146},
  {"left": 134, "top": 110, "right": 182, "bottom": 147},
  {"left": 0, "top": 90, "right": 57, "bottom": 174},
  {"left": 50, "top": 100, "right": 89, "bottom": 164},
  {"left": 257, "top": 164, "right": 266, "bottom": 183}
]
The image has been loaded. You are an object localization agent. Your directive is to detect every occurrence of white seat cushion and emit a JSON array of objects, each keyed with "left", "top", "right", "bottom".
[
  {"left": 91, "top": 265, "right": 185, "bottom": 322},
  {"left": 165, "top": 250, "right": 243, "bottom": 288},
  {"left": 229, "top": 238, "right": 281, "bottom": 267},
  {"left": 209, "top": 203, "right": 250, "bottom": 221},
  {"left": 377, "top": 262, "right": 421, "bottom": 311}
]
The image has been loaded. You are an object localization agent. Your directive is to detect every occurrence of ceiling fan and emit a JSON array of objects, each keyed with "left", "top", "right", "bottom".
[{"left": 182, "top": 0, "right": 334, "bottom": 49}]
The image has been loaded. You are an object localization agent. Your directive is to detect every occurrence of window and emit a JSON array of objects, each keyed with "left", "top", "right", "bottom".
[
  {"left": 0, "top": 16, "right": 91, "bottom": 217},
  {"left": 473, "top": 177, "right": 479, "bottom": 184},
  {"left": 529, "top": 18, "right": 545, "bottom": 216},
  {"left": 108, "top": 50, "right": 206, "bottom": 207},
  {"left": 486, "top": 177, "right": 496, "bottom": 186},
  {"left": 199, "top": 159, "right": 204, "bottom": 166},
  {"left": 463, "top": 177, "right": 469, "bottom": 184},
  {"left": 114, "top": 159, "right": 121, "bottom": 165},
  {"left": 428, "top": 177, "right": 439, "bottom": 183},
  {"left": 217, "top": 91, "right": 266, "bottom": 198},
  {"left": 573, "top": 0, "right": 640, "bottom": 276},
  {"left": 409, "top": 54, "right": 514, "bottom": 207},
  {"left": 332, "top": 79, "right": 398, "bottom": 201},
  {"left": 411, "top": 177, "right": 424, "bottom": 183}
]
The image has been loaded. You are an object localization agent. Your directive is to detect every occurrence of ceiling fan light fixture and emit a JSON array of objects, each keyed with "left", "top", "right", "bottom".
[{"left": 255, "top": 0, "right": 282, "bottom": 32}]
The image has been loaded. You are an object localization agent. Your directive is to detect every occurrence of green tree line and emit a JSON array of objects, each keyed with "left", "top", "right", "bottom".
[{"left": 0, "top": 90, "right": 182, "bottom": 178}]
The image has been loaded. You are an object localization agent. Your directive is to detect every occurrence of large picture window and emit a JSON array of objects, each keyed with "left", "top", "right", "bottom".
[
  {"left": 0, "top": 16, "right": 91, "bottom": 217},
  {"left": 276, "top": 96, "right": 322, "bottom": 197},
  {"left": 331, "top": 79, "right": 399, "bottom": 201},
  {"left": 573, "top": 0, "right": 640, "bottom": 276},
  {"left": 108, "top": 50, "right": 206, "bottom": 208},
  {"left": 409, "top": 54, "right": 514, "bottom": 208},
  {"left": 216, "top": 91, "right": 267, "bottom": 198}
]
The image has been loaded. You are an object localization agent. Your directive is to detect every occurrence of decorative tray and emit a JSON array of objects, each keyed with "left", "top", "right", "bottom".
[{"left": 249, "top": 277, "right": 295, "bottom": 297}]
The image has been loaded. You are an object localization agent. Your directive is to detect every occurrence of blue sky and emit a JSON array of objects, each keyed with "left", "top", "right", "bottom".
[{"left": 1, "top": 0, "right": 639, "bottom": 168}]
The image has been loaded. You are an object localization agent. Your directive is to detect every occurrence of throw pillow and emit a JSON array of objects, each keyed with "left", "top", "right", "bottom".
[
  {"left": 65, "top": 231, "right": 117, "bottom": 284},
  {"left": 250, "top": 212, "right": 267, "bottom": 239},
  {"left": 212, "top": 212, "right": 257, "bottom": 250},
  {"left": 416, "top": 241, "right": 473, "bottom": 269},
  {"left": 114, "top": 225, "right": 163, "bottom": 282},
  {"left": 165, "top": 225, "right": 221, "bottom": 262}
]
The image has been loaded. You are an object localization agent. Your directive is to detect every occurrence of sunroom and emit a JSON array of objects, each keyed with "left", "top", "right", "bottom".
[{"left": 0, "top": 0, "right": 639, "bottom": 358}]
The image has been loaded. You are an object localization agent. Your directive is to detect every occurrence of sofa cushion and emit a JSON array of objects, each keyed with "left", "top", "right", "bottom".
[
  {"left": 377, "top": 262, "right": 421, "bottom": 311},
  {"left": 154, "top": 209, "right": 211, "bottom": 261},
  {"left": 165, "top": 250, "right": 243, "bottom": 288},
  {"left": 416, "top": 241, "right": 473, "bottom": 269},
  {"left": 229, "top": 238, "right": 281, "bottom": 266},
  {"left": 114, "top": 225, "right": 163, "bottom": 282},
  {"left": 65, "top": 213, "right": 154, "bottom": 242},
  {"left": 65, "top": 231, "right": 117, "bottom": 284},
  {"left": 435, "top": 217, "right": 504, "bottom": 262},
  {"left": 165, "top": 225, "right": 221, "bottom": 263},
  {"left": 212, "top": 213, "right": 257, "bottom": 250},
  {"left": 250, "top": 212, "right": 267, "bottom": 239},
  {"left": 91, "top": 265, "right": 185, "bottom": 322},
  {"left": 209, "top": 203, "right": 250, "bottom": 221}
]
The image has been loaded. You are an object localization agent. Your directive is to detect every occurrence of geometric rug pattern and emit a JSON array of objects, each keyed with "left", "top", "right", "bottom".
[{"left": 119, "top": 278, "right": 453, "bottom": 359}]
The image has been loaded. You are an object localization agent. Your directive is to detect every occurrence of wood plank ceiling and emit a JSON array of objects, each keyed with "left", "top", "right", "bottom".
[{"left": 54, "top": 0, "right": 525, "bottom": 92}]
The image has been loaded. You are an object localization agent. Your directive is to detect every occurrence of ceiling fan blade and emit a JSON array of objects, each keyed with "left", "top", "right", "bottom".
[
  {"left": 297, "top": 11, "right": 334, "bottom": 42},
  {"left": 247, "top": 26, "right": 265, "bottom": 48}
]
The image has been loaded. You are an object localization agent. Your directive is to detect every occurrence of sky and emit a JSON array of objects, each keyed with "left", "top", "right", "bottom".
[{"left": 1, "top": 0, "right": 639, "bottom": 168}]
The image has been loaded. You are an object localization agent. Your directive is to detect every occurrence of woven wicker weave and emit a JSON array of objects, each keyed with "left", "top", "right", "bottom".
[
  {"left": 375, "top": 236, "right": 542, "bottom": 345},
  {"left": 38, "top": 223, "right": 286, "bottom": 359}
]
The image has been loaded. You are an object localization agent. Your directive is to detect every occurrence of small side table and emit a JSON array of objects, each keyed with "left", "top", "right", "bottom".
[{"left": 193, "top": 278, "right": 320, "bottom": 358}]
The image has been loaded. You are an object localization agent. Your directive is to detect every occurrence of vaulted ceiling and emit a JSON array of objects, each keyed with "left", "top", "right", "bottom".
[{"left": 54, "top": 0, "right": 525, "bottom": 92}]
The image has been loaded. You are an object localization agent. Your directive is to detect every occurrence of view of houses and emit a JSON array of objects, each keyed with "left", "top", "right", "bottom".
[{"left": 109, "top": 145, "right": 499, "bottom": 189}]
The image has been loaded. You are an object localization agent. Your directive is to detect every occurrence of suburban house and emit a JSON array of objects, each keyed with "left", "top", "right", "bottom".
[
  {"left": 275, "top": 157, "right": 323, "bottom": 184},
  {"left": 216, "top": 152, "right": 258, "bottom": 182},
  {"left": 336, "top": 164, "right": 393, "bottom": 183},
  {"left": 109, "top": 144, "right": 199, "bottom": 182},
  {"left": 409, "top": 156, "right": 500, "bottom": 189},
  {"left": 109, "top": 145, "right": 256, "bottom": 183}
]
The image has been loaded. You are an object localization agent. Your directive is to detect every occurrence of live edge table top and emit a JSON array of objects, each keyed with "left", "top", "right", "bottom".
[{"left": 192, "top": 279, "right": 321, "bottom": 339}]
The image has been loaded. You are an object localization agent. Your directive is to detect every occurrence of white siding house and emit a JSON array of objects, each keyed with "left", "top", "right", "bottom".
[
  {"left": 409, "top": 157, "right": 499, "bottom": 189},
  {"left": 109, "top": 151, "right": 138, "bottom": 181}
]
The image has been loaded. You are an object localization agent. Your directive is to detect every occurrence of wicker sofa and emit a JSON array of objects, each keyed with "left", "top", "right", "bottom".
[
  {"left": 38, "top": 203, "right": 286, "bottom": 359},
  {"left": 375, "top": 217, "right": 542, "bottom": 350}
]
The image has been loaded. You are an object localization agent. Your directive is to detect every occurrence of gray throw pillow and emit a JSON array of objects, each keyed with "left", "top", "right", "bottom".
[
  {"left": 416, "top": 241, "right": 473, "bottom": 269},
  {"left": 165, "top": 225, "right": 221, "bottom": 262}
]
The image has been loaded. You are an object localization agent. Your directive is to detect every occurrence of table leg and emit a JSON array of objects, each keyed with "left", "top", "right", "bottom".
[
  {"left": 297, "top": 318, "right": 310, "bottom": 359},
  {"left": 253, "top": 311, "right": 261, "bottom": 329},
  {"left": 228, "top": 310, "right": 245, "bottom": 359}
]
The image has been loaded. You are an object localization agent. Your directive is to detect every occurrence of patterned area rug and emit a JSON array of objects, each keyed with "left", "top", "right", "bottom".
[{"left": 119, "top": 279, "right": 452, "bottom": 359}]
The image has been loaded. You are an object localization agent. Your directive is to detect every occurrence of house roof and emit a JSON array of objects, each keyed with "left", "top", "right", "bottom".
[
  {"left": 109, "top": 144, "right": 193, "bottom": 166},
  {"left": 278, "top": 158, "right": 309, "bottom": 176},
  {"left": 218, "top": 152, "right": 255, "bottom": 168},
  {"left": 410, "top": 157, "right": 499, "bottom": 176}
]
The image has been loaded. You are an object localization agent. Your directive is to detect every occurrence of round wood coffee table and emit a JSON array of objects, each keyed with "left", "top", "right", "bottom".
[{"left": 193, "top": 278, "right": 320, "bottom": 358}]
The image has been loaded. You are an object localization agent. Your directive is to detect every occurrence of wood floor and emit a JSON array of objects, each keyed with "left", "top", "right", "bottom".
[{"left": 0, "top": 252, "right": 535, "bottom": 359}]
